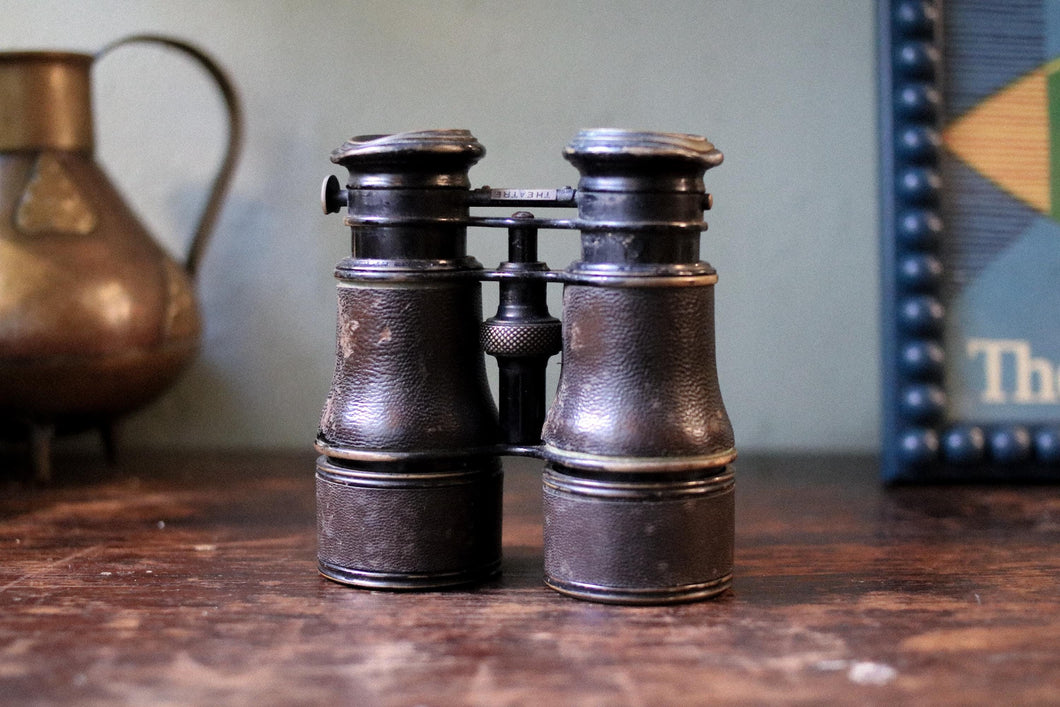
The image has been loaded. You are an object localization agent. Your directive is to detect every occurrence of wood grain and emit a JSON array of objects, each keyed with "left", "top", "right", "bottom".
[{"left": 1, "top": 452, "right": 1058, "bottom": 704}]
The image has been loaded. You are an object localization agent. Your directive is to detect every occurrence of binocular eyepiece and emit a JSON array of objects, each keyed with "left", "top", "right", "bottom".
[{"left": 315, "top": 128, "right": 734, "bottom": 604}]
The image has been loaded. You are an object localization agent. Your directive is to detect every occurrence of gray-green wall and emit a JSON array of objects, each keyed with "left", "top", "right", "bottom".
[{"left": 2, "top": 0, "right": 879, "bottom": 452}]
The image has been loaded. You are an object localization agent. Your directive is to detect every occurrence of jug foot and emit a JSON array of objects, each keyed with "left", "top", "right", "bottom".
[
  {"left": 100, "top": 423, "right": 118, "bottom": 465},
  {"left": 29, "top": 423, "right": 53, "bottom": 483}
]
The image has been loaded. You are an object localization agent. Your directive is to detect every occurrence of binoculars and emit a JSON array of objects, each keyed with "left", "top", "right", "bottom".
[{"left": 315, "top": 129, "right": 735, "bottom": 604}]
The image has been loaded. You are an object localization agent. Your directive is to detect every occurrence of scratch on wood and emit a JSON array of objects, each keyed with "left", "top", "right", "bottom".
[{"left": 0, "top": 545, "right": 99, "bottom": 593}]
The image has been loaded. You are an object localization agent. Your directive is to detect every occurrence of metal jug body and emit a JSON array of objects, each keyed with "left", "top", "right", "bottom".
[
  {"left": 0, "top": 50, "right": 199, "bottom": 416},
  {"left": 0, "top": 39, "right": 241, "bottom": 480}
]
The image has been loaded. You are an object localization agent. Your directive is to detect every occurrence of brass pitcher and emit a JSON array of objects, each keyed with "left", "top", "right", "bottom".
[{"left": 0, "top": 35, "right": 242, "bottom": 479}]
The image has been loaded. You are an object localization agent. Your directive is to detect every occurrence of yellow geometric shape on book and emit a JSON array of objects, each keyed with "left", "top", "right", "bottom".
[{"left": 943, "top": 62, "right": 1052, "bottom": 215}]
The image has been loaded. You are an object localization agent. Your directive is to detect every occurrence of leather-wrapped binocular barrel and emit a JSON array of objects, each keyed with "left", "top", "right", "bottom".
[{"left": 315, "top": 129, "right": 735, "bottom": 604}]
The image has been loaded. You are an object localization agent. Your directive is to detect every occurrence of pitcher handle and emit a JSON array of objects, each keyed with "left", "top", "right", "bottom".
[{"left": 95, "top": 34, "right": 243, "bottom": 279}]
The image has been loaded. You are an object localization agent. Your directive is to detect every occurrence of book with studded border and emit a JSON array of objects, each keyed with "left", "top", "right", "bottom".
[{"left": 881, "top": 0, "right": 1060, "bottom": 481}]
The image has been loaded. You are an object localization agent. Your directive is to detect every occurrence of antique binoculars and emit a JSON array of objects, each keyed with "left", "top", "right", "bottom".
[{"left": 315, "top": 129, "right": 735, "bottom": 604}]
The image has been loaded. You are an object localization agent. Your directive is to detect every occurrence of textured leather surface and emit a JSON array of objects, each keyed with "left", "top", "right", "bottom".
[
  {"left": 316, "top": 457, "right": 502, "bottom": 581},
  {"left": 542, "top": 284, "right": 734, "bottom": 459},
  {"left": 319, "top": 280, "right": 499, "bottom": 453},
  {"left": 542, "top": 466, "right": 734, "bottom": 593}
]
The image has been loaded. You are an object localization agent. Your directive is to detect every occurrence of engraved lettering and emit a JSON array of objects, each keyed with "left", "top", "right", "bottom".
[{"left": 490, "top": 188, "right": 558, "bottom": 201}]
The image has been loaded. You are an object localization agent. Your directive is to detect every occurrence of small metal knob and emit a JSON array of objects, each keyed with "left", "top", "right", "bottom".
[{"left": 321, "top": 174, "right": 348, "bottom": 214}]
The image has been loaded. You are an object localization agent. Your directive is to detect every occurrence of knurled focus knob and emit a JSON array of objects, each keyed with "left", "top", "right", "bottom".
[{"left": 481, "top": 318, "right": 561, "bottom": 358}]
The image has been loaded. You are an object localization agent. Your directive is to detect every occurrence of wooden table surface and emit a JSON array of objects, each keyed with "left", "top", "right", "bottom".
[{"left": 0, "top": 451, "right": 1057, "bottom": 705}]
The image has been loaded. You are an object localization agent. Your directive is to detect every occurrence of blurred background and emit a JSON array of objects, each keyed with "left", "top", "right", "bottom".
[{"left": 1, "top": 0, "right": 878, "bottom": 454}]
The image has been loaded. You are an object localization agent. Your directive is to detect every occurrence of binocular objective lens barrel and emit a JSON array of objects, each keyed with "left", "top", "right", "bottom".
[
  {"left": 316, "top": 456, "right": 502, "bottom": 589},
  {"left": 540, "top": 129, "right": 735, "bottom": 604},
  {"left": 316, "top": 130, "right": 503, "bottom": 590}
]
